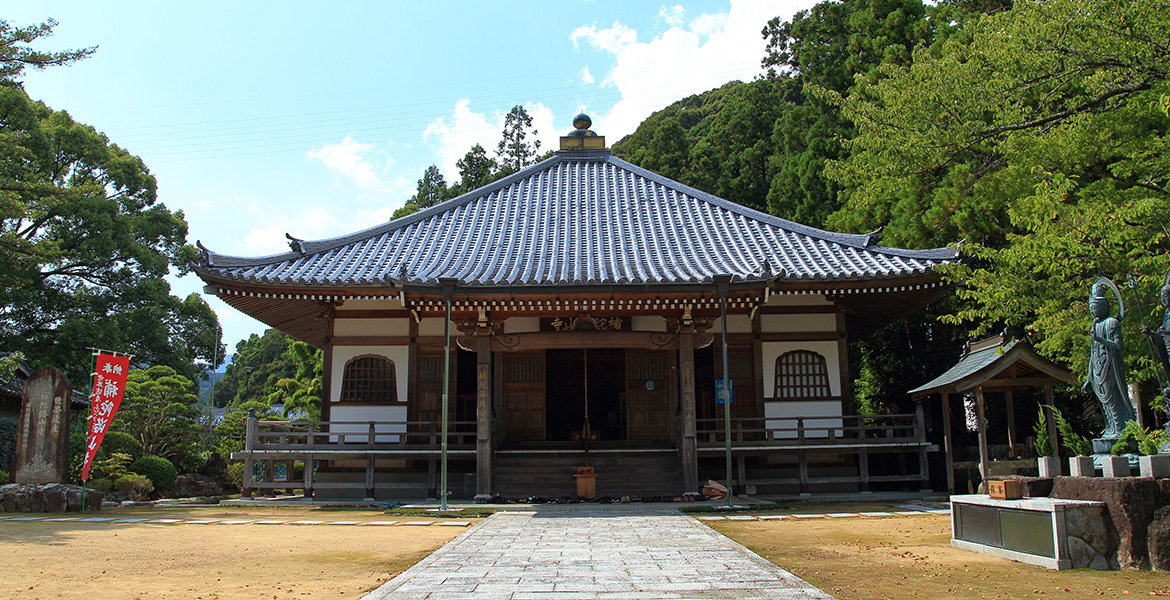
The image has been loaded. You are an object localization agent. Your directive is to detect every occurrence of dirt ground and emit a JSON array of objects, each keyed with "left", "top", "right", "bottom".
[
  {"left": 712, "top": 510, "right": 1170, "bottom": 600},
  {"left": 0, "top": 507, "right": 477, "bottom": 600}
]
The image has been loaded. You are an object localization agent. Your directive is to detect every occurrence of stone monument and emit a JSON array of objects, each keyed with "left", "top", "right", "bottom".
[
  {"left": 12, "top": 366, "right": 72, "bottom": 484},
  {"left": 1083, "top": 278, "right": 1137, "bottom": 454}
]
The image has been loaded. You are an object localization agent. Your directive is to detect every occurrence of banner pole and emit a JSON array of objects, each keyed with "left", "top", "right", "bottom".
[{"left": 82, "top": 349, "right": 99, "bottom": 514}]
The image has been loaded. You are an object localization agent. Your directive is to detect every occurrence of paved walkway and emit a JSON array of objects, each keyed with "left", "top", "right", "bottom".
[{"left": 361, "top": 506, "right": 837, "bottom": 600}]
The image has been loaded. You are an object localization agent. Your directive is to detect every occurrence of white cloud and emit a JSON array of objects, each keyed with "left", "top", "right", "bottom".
[
  {"left": 690, "top": 12, "right": 729, "bottom": 37},
  {"left": 307, "top": 136, "right": 388, "bottom": 191},
  {"left": 423, "top": 100, "right": 559, "bottom": 184},
  {"left": 241, "top": 206, "right": 344, "bottom": 256},
  {"left": 570, "top": 21, "right": 637, "bottom": 54},
  {"left": 658, "top": 4, "right": 686, "bottom": 26},
  {"left": 579, "top": 66, "right": 595, "bottom": 84},
  {"left": 577, "top": 0, "right": 812, "bottom": 140}
]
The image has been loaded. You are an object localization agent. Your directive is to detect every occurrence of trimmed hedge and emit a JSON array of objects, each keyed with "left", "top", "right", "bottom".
[{"left": 129, "top": 456, "right": 178, "bottom": 492}]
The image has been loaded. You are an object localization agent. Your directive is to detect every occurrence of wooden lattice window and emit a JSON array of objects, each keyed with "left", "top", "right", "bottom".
[
  {"left": 339, "top": 355, "right": 398, "bottom": 403},
  {"left": 775, "top": 351, "right": 831, "bottom": 399}
]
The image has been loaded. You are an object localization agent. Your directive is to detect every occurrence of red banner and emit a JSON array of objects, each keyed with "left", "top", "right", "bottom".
[{"left": 82, "top": 353, "right": 131, "bottom": 481}]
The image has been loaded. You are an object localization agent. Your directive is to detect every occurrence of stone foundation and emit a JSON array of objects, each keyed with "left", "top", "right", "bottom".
[{"left": 0, "top": 483, "right": 103, "bottom": 513}]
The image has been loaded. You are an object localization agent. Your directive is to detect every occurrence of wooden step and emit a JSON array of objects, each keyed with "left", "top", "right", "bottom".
[{"left": 492, "top": 451, "right": 685, "bottom": 498}]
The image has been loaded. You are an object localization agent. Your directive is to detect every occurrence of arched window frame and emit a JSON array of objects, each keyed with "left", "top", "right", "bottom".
[
  {"left": 339, "top": 354, "right": 399, "bottom": 404},
  {"left": 774, "top": 350, "right": 831, "bottom": 399}
]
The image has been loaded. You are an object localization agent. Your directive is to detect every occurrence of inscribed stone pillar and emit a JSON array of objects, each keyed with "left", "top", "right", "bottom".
[{"left": 13, "top": 367, "right": 72, "bottom": 484}]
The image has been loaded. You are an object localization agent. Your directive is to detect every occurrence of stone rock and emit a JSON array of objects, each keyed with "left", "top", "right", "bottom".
[
  {"left": 1082, "top": 508, "right": 1112, "bottom": 556},
  {"left": 0, "top": 483, "right": 101, "bottom": 513},
  {"left": 1089, "top": 554, "right": 1113, "bottom": 571},
  {"left": 1051, "top": 476, "right": 1158, "bottom": 569},
  {"left": 1066, "top": 535, "right": 1096, "bottom": 569},
  {"left": 1150, "top": 506, "right": 1170, "bottom": 572},
  {"left": 170, "top": 474, "right": 223, "bottom": 498},
  {"left": 1065, "top": 506, "right": 1089, "bottom": 539}
]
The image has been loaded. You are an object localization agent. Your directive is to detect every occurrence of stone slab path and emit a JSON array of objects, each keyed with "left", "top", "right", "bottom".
[{"left": 361, "top": 506, "right": 837, "bottom": 600}]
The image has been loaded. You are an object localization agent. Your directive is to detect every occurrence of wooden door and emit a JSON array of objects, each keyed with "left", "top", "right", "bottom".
[
  {"left": 414, "top": 351, "right": 455, "bottom": 426},
  {"left": 503, "top": 353, "right": 545, "bottom": 442},
  {"left": 626, "top": 350, "right": 671, "bottom": 440}
]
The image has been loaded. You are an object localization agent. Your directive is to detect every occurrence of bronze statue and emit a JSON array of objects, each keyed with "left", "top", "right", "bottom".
[
  {"left": 1083, "top": 278, "right": 1136, "bottom": 440},
  {"left": 1142, "top": 270, "right": 1170, "bottom": 450}
]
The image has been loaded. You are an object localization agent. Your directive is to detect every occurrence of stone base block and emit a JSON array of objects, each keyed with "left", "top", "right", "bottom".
[
  {"left": 1102, "top": 455, "right": 1131, "bottom": 478},
  {"left": 1070, "top": 456, "right": 1096, "bottom": 477},
  {"left": 1139, "top": 455, "right": 1170, "bottom": 478},
  {"left": 1039, "top": 456, "right": 1062, "bottom": 478}
]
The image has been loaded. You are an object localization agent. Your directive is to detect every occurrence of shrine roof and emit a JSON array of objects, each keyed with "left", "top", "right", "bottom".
[{"left": 193, "top": 150, "right": 957, "bottom": 294}]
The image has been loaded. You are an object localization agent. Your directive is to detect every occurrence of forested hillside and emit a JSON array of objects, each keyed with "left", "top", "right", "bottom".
[{"left": 614, "top": 0, "right": 1170, "bottom": 427}]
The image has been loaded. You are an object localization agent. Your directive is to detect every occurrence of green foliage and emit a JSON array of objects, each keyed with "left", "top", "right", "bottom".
[
  {"left": 117, "top": 366, "right": 204, "bottom": 468},
  {"left": 0, "top": 18, "right": 95, "bottom": 87},
  {"left": 94, "top": 452, "right": 133, "bottom": 481},
  {"left": 1112, "top": 421, "right": 1170, "bottom": 456},
  {"left": 271, "top": 340, "right": 323, "bottom": 421},
  {"left": 129, "top": 455, "right": 178, "bottom": 492},
  {"left": 411, "top": 165, "right": 451, "bottom": 208},
  {"left": 112, "top": 473, "right": 153, "bottom": 501},
  {"left": 86, "top": 478, "right": 113, "bottom": 494},
  {"left": 212, "top": 329, "right": 297, "bottom": 408},
  {"left": 0, "top": 351, "right": 25, "bottom": 382},
  {"left": 0, "top": 82, "right": 224, "bottom": 385},
  {"left": 0, "top": 416, "right": 15, "bottom": 472},
  {"left": 214, "top": 400, "right": 278, "bottom": 457},
  {"left": 223, "top": 461, "right": 245, "bottom": 490},
  {"left": 0, "top": 469, "right": 8, "bottom": 483},
  {"left": 98, "top": 431, "right": 142, "bottom": 461},
  {"left": 496, "top": 105, "right": 541, "bottom": 173},
  {"left": 1033, "top": 407, "right": 1052, "bottom": 457},
  {"left": 1051, "top": 406, "right": 1092, "bottom": 457},
  {"left": 827, "top": 0, "right": 1170, "bottom": 381},
  {"left": 392, "top": 203, "right": 420, "bottom": 220}
]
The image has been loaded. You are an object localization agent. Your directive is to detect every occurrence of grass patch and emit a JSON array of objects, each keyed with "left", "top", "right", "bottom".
[{"left": 381, "top": 507, "right": 495, "bottom": 518}]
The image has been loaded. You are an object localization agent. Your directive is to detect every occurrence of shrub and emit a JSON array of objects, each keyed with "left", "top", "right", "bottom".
[
  {"left": 0, "top": 468, "right": 8, "bottom": 483},
  {"left": 112, "top": 474, "right": 153, "bottom": 501},
  {"left": 95, "top": 452, "right": 133, "bottom": 481},
  {"left": 223, "top": 461, "right": 245, "bottom": 491},
  {"left": 100, "top": 431, "right": 142, "bottom": 460},
  {"left": 129, "top": 456, "right": 178, "bottom": 493},
  {"left": 87, "top": 478, "right": 114, "bottom": 494}
]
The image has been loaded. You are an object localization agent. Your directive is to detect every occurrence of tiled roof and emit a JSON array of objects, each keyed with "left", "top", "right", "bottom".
[
  {"left": 907, "top": 338, "right": 1075, "bottom": 397},
  {"left": 195, "top": 151, "right": 957, "bottom": 291}
]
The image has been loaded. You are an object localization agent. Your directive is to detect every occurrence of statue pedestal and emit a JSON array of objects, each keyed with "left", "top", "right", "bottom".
[{"left": 1092, "top": 437, "right": 1119, "bottom": 455}]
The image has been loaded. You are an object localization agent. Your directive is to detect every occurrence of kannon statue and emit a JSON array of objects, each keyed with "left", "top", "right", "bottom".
[{"left": 1083, "top": 279, "right": 1136, "bottom": 440}]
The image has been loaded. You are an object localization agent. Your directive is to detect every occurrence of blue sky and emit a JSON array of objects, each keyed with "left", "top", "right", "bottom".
[{"left": 9, "top": 0, "right": 813, "bottom": 355}]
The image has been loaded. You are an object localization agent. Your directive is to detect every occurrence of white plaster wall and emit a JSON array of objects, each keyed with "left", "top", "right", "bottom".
[
  {"left": 333, "top": 318, "right": 410, "bottom": 337},
  {"left": 505, "top": 317, "right": 541, "bottom": 334},
  {"left": 329, "top": 405, "right": 408, "bottom": 442},
  {"left": 418, "top": 317, "right": 454, "bottom": 337},
  {"left": 761, "top": 341, "right": 842, "bottom": 398},
  {"left": 710, "top": 314, "right": 752, "bottom": 334},
  {"left": 331, "top": 345, "right": 409, "bottom": 405},
  {"left": 632, "top": 316, "right": 666, "bottom": 332},
  {"left": 764, "top": 400, "right": 843, "bottom": 439},
  {"left": 760, "top": 313, "right": 836, "bottom": 334}
]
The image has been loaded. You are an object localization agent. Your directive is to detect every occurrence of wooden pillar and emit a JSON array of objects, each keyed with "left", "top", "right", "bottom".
[
  {"left": 975, "top": 387, "right": 990, "bottom": 486},
  {"left": 798, "top": 449, "right": 810, "bottom": 495},
  {"left": 916, "top": 400, "right": 931, "bottom": 491},
  {"left": 679, "top": 332, "right": 699, "bottom": 494},
  {"left": 303, "top": 454, "right": 314, "bottom": 498},
  {"left": 1005, "top": 390, "right": 1017, "bottom": 456},
  {"left": 285, "top": 459, "right": 295, "bottom": 495},
  {"left": 940, "top": 393, "right": 955, "bottom": 495},
  {"left": 365, "top": 453, "right": 375, "bottom": 500},
  {"left": 858, "top": 448, "right": 870, "bottom": 492},
  {"left": 835, "top": 302, "right": 852, "bottom": 415},
  {"left": 475, "top": 334, "right": 493, "bottom": 500},
  {"left": 320, "top": 306, "right": 336, "bottom": 423}
]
